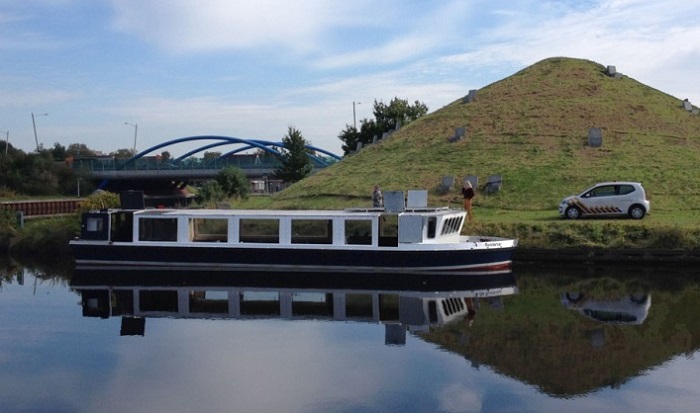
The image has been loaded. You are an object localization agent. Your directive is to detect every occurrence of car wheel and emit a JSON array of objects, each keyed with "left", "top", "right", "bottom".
[
  {"left": 566, "top": 206, "right": 582, "bottom": 219},
  {"left": 628, "top": 205, "right": 646, "bottom": 219},
  {"left": 566, "top": 292, "right": 584, "bottom": 303}
]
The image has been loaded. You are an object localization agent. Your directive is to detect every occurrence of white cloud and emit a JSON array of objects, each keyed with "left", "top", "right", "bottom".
[
  {"left": 87, "top": 321, "right": 391, "bottom": 413},
  {"left": 438, "top": 383, "right": 483, "bottom": 413},
  {"left": 109, "top": 0, "right": 359, "bottom": 55}
]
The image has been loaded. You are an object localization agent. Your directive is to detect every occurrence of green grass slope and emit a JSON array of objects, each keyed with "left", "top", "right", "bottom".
[{"left": 258, "top": 57, "right": 700, "bottom": 221}]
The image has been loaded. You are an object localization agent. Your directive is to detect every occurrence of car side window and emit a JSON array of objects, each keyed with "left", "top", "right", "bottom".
[
  {"left": 588, "top": 185, "right": 616, "bottom": 198},
  {"left": 618, "top": 185, "right": 635, "bottom": 195}
]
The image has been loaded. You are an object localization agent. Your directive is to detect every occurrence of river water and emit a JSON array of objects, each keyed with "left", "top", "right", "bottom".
[{"left": 1, "top": 259, "right": 700, "bottom": 413}]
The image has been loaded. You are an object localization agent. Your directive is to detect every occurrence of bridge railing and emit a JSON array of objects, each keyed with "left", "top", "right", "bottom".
[{"left": 71, "top": 155, "right": 333, "bottom": 173}]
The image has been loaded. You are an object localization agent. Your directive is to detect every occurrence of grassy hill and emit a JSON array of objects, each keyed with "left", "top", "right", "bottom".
[{"left": 261, "top": 57, "right": 700, "bottom": 215}]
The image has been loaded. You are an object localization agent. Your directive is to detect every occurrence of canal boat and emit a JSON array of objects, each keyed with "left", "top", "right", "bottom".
[{"left": 70, "top": 190, "right": 517, "bottom": 273}]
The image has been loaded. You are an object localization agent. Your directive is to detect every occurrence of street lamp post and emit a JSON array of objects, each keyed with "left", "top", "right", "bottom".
[
  {"left": 353, "top": 101, "right": 361, "bottom": 130},
  {"left": 31, "top": 113, "right": 48, "bottom": 150},
  {"left": 125, "top": 122, "right": 138, "bottom": 153}
]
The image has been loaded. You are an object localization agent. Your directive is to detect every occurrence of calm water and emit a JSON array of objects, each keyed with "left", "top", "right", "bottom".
[{"left": 2, "top": 260, "right": 700, "bottom": 413}]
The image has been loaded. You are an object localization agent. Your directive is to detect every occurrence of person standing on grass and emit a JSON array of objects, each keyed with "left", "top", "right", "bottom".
[
  {"left": 372, "top": 185, "right": 383, "bottom": 208},
  {"left": 462, "top": 180, "right": 475, "bottom": 221}
]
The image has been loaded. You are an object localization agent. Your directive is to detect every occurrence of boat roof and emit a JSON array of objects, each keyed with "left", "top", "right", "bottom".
[{"left": 123, "top": 207, "right": 460, "bottom": 218}]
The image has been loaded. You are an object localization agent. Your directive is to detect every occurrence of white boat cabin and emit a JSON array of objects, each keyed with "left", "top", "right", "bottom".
[{"left": 79, "top": 190, "right": 467, "bottom": 248}]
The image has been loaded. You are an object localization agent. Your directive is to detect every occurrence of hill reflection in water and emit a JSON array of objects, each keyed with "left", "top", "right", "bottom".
[{"left": 422, "top": 263, "right": 700, "bottom": 397}]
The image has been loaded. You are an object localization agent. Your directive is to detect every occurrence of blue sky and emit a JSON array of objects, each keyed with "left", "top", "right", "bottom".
[{"left": 1, "top": 0, "right": 698, "bottom": 157}]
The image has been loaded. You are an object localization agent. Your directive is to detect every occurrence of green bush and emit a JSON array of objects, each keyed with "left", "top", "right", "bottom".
[
  {"left": 196, "top": 181, "right": 226, "bottom": 204},
  {"left": 78, "top": 191, "right": 121, "bottom": 212},
  {"left": 10, "top": 216, "right": 80, "bottom": 259}
]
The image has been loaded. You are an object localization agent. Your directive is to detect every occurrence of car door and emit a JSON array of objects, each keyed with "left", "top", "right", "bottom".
[
  {"left": 579, "top": 184, "right": 623, "bottom": 216},
  {"left": 613, "top": 184, "right": 638, "bottom": 213}
]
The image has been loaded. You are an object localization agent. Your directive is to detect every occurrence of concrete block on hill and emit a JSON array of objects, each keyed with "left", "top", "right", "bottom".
[
  {"left": 484, "top": 175, "right": 502, "bottom": 194},
  {"left": 463, "top": 175, "right": 478, "bottom": 189},
  {"left": 438, "top": 176, "right": 455, "bottom": 194},
  {"left": 448, "top": 127, "right": 466, "bottom": 142},
  {"left": 588, "top": 127, "right": 603, "bottom": 147},
  {"left": 462, "top": 89, "right": 478, "bottom": 103},
  {"left": 683, "top": 99, "right": 693, "bottom": 112}
]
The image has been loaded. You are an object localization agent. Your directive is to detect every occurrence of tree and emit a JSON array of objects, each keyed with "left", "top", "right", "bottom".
[
  {"left": 109, "top": 148, "right": 135, "bottom": 159},
  {"left": 203, "top": 151, "right": 221, "bottom": 161},
  {"left": 274, "top": 126, "right": 313, "bottom": 183},
  {"left": 338, "top": 97, "right": 429, "bottom": 155},
  {"left": 373, "top": 97, "right": 428, "bottom": 131},
  {"left": 67, "top": 143, "right": 97, "bottom": 157},
  {"left": 215, "top": 166, "right": 250, "bottom": 199},
  {"left": 50, "top": 143, "right": 67, "bottom": 160},
  {"left": 196, "top": 180, "right": 225, "bottom": 204}
]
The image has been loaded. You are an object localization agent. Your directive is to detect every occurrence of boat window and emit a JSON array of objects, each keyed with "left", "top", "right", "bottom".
[
  {"left": 440, "top": 218, "right": 450, "bottom": 235},
  {"left": 291, "top": 219, "right": 333, "bottom": 244},
  {"left": 138, "top": 218, "right": 178, "bottom": 242},
  {"left": 190, "top": 218, "right": 228, "bottom": 242},
  {"left": 379, "top": 214, "right": 399, "bottom": 247},
  {"left": 345, "top": 219, "right": 373, "bottom": 245},
  {"left": 110, "top": 212, "right": 133, "bottom": 242},
  {"left": 189, "top": 290, "right": 229, "bottom": 314},
  {"left": 239, "top": 219, "right": 279, "bottom": 243},
  {"left": 292, "top": 293, "right": 334, "bottom": 317},
  {"left": 427, "top": 217, "right": 437, "bottom": 238},
  {"left": 428, "top": 301, "right": 438, "bottom": 323},
  {"left": 345, "top": 294, "right": 373, "bottom": 319},
  {"left": 86, "top": 216, "right": 103, "bottom": 232},
  {"left": 378, "top": 294, "right": 400, "bottom": 321},
  {"left": 80, "top": 213, "right": 110, "bottom": 240},
  {"left": 139, "top": 290, "right": 179, "bottom": 312},
  {"left": 240, "top": 291, "right": 280, "bottom": 315}
]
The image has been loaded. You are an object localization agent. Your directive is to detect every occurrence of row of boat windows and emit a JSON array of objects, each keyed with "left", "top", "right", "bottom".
[
  {"left": 88, "top": 289, "right": 406, "bottom": 321},
  {"left": 83, "top": 289, "right": 466, "bottom": 327},
  {"left": 137, "top": 217, "right": 387, "bottom": 245},
  {"left": 83, "top": 212, "right": 463, "bottom": 244},
  {"left": 441, "top": 216, "right": 464, "bottom": 236}
]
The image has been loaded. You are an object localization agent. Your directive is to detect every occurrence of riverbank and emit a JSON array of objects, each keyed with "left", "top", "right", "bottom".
[
  {"left": 515, "top": 247, "right": 700, "bottom": 264},
  {"left": 3, "top": 213, "right": 700, "bottom": 263}
]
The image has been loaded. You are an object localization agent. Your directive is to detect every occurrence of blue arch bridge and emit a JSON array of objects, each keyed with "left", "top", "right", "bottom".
[{"left": 70, "top": 135, "right": 342, "bottom": 206}]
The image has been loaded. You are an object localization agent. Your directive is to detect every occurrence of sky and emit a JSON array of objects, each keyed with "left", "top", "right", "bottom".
[{"left": 1, "top": 0, "right": 698, "bottom": 158}]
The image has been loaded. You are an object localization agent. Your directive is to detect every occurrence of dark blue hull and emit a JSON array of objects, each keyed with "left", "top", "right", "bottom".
[{"left": 71, "top": 243, "right": 515, "bottom": 272}]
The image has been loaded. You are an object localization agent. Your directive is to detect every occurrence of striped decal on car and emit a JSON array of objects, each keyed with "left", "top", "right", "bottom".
[{"left": 567, "top": 199, "right": 622, "bottom": 214}]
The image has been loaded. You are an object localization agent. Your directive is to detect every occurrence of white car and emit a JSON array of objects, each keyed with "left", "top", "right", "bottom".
[
  {"left": 558, "top": 182, "right": 650, "bottom": 220},
  {"left": 561, "top": 292, "right": 651, "bottom": 325}
]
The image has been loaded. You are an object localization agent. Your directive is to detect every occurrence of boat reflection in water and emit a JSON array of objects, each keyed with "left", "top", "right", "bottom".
[{"left": 71, "top": 269, "right": 518, "bottom": 344}]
